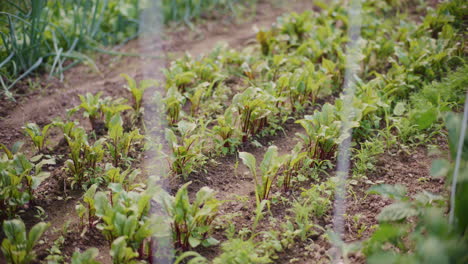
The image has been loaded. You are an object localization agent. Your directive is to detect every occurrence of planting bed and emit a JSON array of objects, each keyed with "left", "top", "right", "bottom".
[{"left": 0, "top": 0, "right": 467, "bottom": 263}]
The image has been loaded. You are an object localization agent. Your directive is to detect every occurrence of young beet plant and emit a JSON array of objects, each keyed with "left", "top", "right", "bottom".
[
  {"left": 23, "top": 122, "right": 51, "bottom": 153},
  {"left": 160, "top": 182, "right": 221, "bottom": 251},
  {"left": 163, "top": 87, "right": 184, "bottom": 126},
  {"left": 1, "top": 219, "right": 49, "bottom": 264},
  {"left": 212, "top": 107, "right": 241, "bottom": 154},
  {"left": 165, "top": 121, "right": 207, "bottom": 179},
  {"left": 71, "top": 248, "right": 100, "bottom": 264},
  {"left": 94, "top": 184, "right": 159, "bottom": 262},
  {"left": 69, "top": 92, "right": 131, "bottom": 133},
  {"left": 64, "top": 126, "right": 105, "bottom": 188},
  {"left": 74, "top": 92, "right": 104, "bottom": 131},
  {"left": 121, "top": 73, "right": 158, "bottom": 115},
  {"left": 76, "top": 184, "right": 99, "bottom": 232},
  {"left": 239, "top": 146, "right": 285, "bottom": 204},
  {"left": 106, "top": 114, "right": 143, "bottom": 168},
  {"left": 232, "top": 87, "right": 276, "bottom": 142},
  {"left": 296, "top": 103, "right": 345, "bottom": 163},
  {"left": 0, "top": 143, "right": 55, "bottom": 218},
  {"left": 281, "top": 147, "right": 307, "bottom": 193}
]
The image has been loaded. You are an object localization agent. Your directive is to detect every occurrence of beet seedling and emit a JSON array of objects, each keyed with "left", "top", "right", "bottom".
[
  {"left": 76, "top": 184, "right": 99, "bottom": 231},
  {"left": 121, "top": 73, "right": 158, "bottom": 115},
  {"left": 0, "top": 143, "right": 54, "bottom": 218},
  {"left": 23, "top": 122, "right": 51, "bottom": 153},
  {"left": 103, "top": 164, "right": 141, "bottom": 190},
  {"left": 163, "top": 87, "right": 184, "bottom": 126},
  {"left": 1, "top": 219, "right": 49, "bottom": 264},
  {"left": 75, "top": 92, "right": 104, "bottom": 131},
  {"left": 232, "top": 87, "right": 276, "bottom": 142},
  {"left": 296, "top": 103, "right": 345, "bottom": 162},
  {"left": 64, "top": 127, "right": 105, "bottom": 188},
  {"left": 239, "top": 146, "right": 286, "bottom": 204},
  {"left": 71, "top": 248, "right": 100, "bottom": 264},
  {"left": 165, "top": 121, "right": 207, "bottom": 179},
  {"left": 94, "top": 185, "right": 159, "bottom": 260},
  {"left": 212, "top": 107, "right": 240, "bottom": 154},
  {"left": 110, "top": 236, "right": 139, "bottom": 264},
  {"left": 160, "top": 182, "right": 220, "bottom": 251},
  {"left": 106, "top": 114, "right": 143, "bottom": 168}
]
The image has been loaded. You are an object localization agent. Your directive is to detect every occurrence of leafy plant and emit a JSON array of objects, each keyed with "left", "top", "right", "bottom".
[
  {"left": 71, "top": 248, "right": 100, "bottom": 264},
  {"left": 284, "top": 60, "right": 330, "bottom": 112},
  {"left": 23, "top": 122, "right": 51, "bottom": 153},
  {"left": 163, "top": 87, "right": 184, "bottom": 126},
  {"left": 160, "top": 182, "right": 220, "bottom": 251},
  {"left": 0, "top": 143, "right": 54, "bottom": 218},
  {"left": 121, "top": 73, "right": 158, "bottom": 115},
  {"left": 232, "top": 87, "right": 277, "bottom": 142},
  {"left": 1, "top": 219, "right": 49, "bottom": 264},
  {"left": 106, "top": 114, "right": 143, "bottom": 167},
  {"left": 94, "top": 184, "right": 159, "bottom": 259},
  {"left": 239, "top": 146, "right": 285, "bottom": 203},
  {"left": 296, "top": 104, "right": 345, "bottom": 162},
  {"left": 102, "top": 164, "right": 141, "bottom": 190},
  {"left": 256, "top": 29, "right": 276, "bottom": 56},
  {"left": 165, "top": 121, "right": 207, "bottom": 179},
  {"left": 110, "top": 236, "right": 139, "bottom": 264},
  {"left": 213, "top": 238, "right": 271, "bottom": 264},
  {"left": 75, "top": 92, "right": 104, "bottom": 131},
  {"left": 280, "top": 147, "right": 307, "bottom": 193},
  {"left": 76, "top": 184, "right": 99, "bottom": 231},
  {"left": 278, "top": 11, "right": 313, "bottom": 44},
  {"left": 64, "top": 127, "right": 105, "bottom": 187},
  {"left": 289, "top": 180, "right": 334, "bottom": 240},
  {"left": 352, "top": 138, "right": 385, "bottom": 179},
  {"left": 212, "top": 107, "right": 240, "bottom": 154}
]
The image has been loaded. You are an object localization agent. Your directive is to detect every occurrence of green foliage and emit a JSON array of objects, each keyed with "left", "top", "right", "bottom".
[
  {"left": 163, "top": 87, "right": 184, "bottom": 126},
  {"left": 71, "top": 248, "right": 100, "bottom": 264},
  {"left": 121, "top": 73, "right": 158, "bottom": 114},
  {"left": 279, "top": 146, "right": 307, "bottom": 192},
  {"left": 77, "top": 92, "right": 104, "bottom": 130},
  {"left": 106, "top": 114, "right": 143, "bottom": 167},
  {"left": 0, "top": 0, "right": 145, "bottom": 98},
  {"left": 213, "top": 238, "right": 272, "bottom": 264},
  {"left": 76, "top": 184, "right": 99, "bottom": 231},
  {"left": 239, "top": 146, "right": 285, "bottom": 203},
  {"left": 1, "top": 219, "right": 49, "bottom": 264},
  {"left": 94, "top": 184, "right": 158, "bottom": 258},
  {"left": 232, "top": 87, "right": 277, "bottom": 142},
  {"left": 64, "top": 126, "right": 105, "bottom": 187},
  {"left": 212, "top": 107, "right": 241, "bottom": 154},
  {"left": 102, "top": 164, "right": 141, "bottom": 190},
  {"left": 0, "top": 143, "right": 54, "bottom": 218},
  {"left": 296, "top": 104, "right": 345, "bottom": 162},
  {"left": 110, "top": 236, "right": 139, "bottom": 264},
  {"left": 161, "top": 0, "right": 257, "bottom": 24},
  {"left": 289, "top": 180, "right": 334, "bottom": 240},
  {"left": 278, "top": 11, "right": 313, "bottom": 44},
  {"left": 160, "top": 182, "right": 220, "bottom": 251},
  {"left": 430, "top": 112, "right": 468, "bottom": 233},
  {"left": 23, "top": 123, "right": 51, "bottom": 153},
  {"left": 165, "top": 121, "right": 207, "bottom": 179},
  {"left": 352, "top": 138, "right": 385, "bottom": 178}
]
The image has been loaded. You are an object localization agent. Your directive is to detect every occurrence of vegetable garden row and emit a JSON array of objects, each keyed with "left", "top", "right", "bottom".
[{"left": 1, "top": 0, "right": 467, "bottom": 263}]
